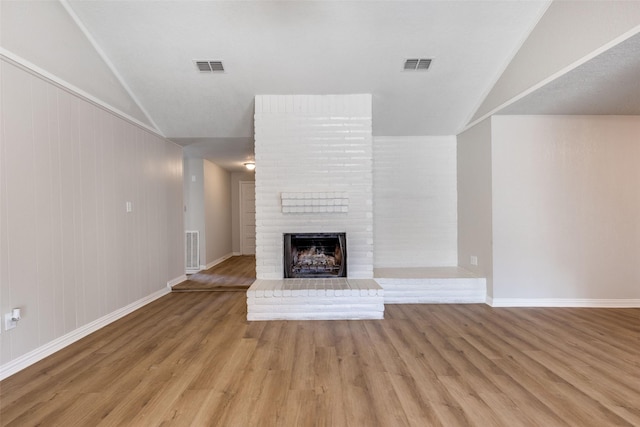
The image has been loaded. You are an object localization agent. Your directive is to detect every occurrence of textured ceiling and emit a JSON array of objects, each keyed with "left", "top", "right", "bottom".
[
  {"left": 66, "top": 0, "right": 550, "bottom": 170},
  {"left": 499, "top": 31, "right": 640, "bottom": 116}
]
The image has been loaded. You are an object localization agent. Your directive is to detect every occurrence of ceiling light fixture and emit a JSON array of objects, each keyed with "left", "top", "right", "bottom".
[{"left": 244, "top": 162, "right": 256, "bottom": 171}]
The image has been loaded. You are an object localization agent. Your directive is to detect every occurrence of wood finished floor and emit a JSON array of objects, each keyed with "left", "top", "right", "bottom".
[
  {"left": 1, "top": 293, "right": 639, "bottom": 426},
  {"left": 172, "top": 256, "right": 256, "bottom": 292}
]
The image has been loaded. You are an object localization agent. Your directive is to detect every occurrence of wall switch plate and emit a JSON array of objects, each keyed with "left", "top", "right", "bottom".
[
  {"left": 470, "top": 255, "right": 478, "bottom": 266},
  {"left": 126, "top": 201, "right": 133, "bottom": 213},
  {"left": 5, "top": 313, "right": 17, "bottom": 330}
]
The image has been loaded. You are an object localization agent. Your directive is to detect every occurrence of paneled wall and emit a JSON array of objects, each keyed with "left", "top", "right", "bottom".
[
  {"left": 254, "top": 94, "right": 373, "bottom": 279},
  {"left": 0, "top": 0, "right": 152, "bottom": 127},
  {"left": 0, "top": 58, "right": 184, "bottom": 367},
  {"left": 373, "top": 136, "right": 457, "bottom": 268}
]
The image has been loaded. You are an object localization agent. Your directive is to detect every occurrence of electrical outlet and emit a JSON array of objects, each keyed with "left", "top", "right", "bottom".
[
  {"left": 470, "top": 255, "right": 478, "bottom": 266},
  {"left": 5, "top": 313, "right": 17, "bottom": 331}
]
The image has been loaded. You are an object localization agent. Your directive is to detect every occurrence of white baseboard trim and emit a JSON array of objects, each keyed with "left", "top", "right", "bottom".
[
  {"left": 0, "top": 288, "right": 171, "bottom": 381},
  {"left": 204, "top": 253, "right": 233, "bottom": 270},
  {"left": 488, "top": 297, "right": 640, "bottom": 308},
  {"left": 233, "top": 252, "right": 242, "bottom": 256},
  {"left": 167, "top": 274, "right": 187, "bottom": 288}
]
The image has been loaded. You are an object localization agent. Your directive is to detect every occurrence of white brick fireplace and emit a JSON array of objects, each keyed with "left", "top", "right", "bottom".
[
  {"left": 249, "top": 94, "right": 382, "bottom": 320},
  {"left": 253, "top": 94, "right": 374, "bottom": 280}
]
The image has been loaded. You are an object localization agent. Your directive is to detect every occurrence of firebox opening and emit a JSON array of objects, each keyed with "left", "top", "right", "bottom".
[{"left": 284, "top": 233, "right": 347, "bottom": 278}]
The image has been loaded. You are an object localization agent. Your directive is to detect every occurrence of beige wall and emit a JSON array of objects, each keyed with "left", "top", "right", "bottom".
[
  {"left": 183, "top": 157, "right": 206, "bottom": 264},
  {"left": 183, "top": 158, "right": 233, "bottom": 268},
  {"left": 0, "top": 58, "right": 184, "bottom": 367},
  {"left": 0, "top": 0, "right": 152, "bottom": 127},
  {"left": 204, "top": 160, "right": 232, "bottom": 265},
  {"left": 472, "top": 1, "right": 640, "bottom": 123},
  {"left": 491, "top": 115, "right": 640, "bottom": 301},
  {"left": 457, "top": 119, "right": 494, "bottom": 295}
]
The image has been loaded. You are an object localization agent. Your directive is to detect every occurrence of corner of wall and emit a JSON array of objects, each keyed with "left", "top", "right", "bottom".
[{"left": 456, "top": 118, "right": 494, "bottom": 296}]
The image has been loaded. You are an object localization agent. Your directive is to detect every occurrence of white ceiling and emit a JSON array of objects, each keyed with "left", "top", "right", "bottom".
[{"left": 67, "top": 0, "right": 552, "bottom": 171}]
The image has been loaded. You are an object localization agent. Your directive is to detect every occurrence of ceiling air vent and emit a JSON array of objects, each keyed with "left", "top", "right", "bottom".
[
  {"left": 195, "top": 60, "right": 225, "bottom": 73},
  {"left": 403, "top": 58, "right": 432, "bottom": 71}
]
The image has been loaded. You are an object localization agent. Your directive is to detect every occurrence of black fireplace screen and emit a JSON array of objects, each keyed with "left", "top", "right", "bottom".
[{"left": 283, "top": 233, "right": 346, "bottom": 278}]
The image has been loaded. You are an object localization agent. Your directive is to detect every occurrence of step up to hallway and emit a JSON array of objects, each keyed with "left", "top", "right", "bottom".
[
  {"left": 375, "top": 267, "right": 486, "bottom": 304},
  {"left": 247, "top": 278, "right": 384, "bottom": 321}
]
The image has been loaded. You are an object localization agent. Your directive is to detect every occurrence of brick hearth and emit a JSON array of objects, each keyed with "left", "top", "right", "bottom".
[{"left": 247, "top": 279, "right": 384, "bottom": 320}]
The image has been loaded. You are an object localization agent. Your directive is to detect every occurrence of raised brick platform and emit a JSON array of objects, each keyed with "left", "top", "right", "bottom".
[
  {"left": 247, "top": 278, "right": 384, "bottom": 321},
  {"left": 374, "top": 267, "right": 486, "bottom": 304}
]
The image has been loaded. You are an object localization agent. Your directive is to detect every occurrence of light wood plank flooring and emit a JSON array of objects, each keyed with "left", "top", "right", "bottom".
[
  {"left": 1, "top": 293, "right": 639, "bottom": 426},
  {"left": 172, "top": 255, "right": 255, "bottom": 292}
]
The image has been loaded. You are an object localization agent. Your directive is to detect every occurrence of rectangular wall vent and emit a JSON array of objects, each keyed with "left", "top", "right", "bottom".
[
  {"left": 194, "top": 60, "right": 225, "bottom": 73},
  {"left": 403, "top": 58, "right": 432, "bottom": 71},
  {"left": 185, "top": 230, "right": 200, "bottom": 273}
]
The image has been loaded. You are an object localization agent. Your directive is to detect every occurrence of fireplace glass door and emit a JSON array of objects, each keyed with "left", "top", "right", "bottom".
[{"left": 283, "top": 233, "right": 346, "bottom": 278}]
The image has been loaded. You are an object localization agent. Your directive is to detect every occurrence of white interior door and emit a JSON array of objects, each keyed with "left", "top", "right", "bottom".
[{"left": 239, "top": 181, "right": 256, "bottom": 255}]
